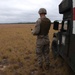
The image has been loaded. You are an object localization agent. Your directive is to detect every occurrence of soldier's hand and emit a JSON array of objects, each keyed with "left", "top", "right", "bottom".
[{"left": 31, "top": 29, "right": 34, "bottom": 33}]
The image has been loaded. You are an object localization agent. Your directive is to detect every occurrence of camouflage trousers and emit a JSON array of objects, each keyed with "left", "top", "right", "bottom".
[{"left": 36, "top": 37, "right": 50, "bottom": 67}]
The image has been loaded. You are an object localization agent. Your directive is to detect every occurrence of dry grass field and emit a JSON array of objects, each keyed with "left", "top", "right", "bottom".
[{"left": 0, "top": 24, "right": 74, "bottom": 75}]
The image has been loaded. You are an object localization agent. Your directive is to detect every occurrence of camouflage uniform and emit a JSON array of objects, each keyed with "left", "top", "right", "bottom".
[{"left": 32, "top": 8, "right": 51, "bottom": 68}]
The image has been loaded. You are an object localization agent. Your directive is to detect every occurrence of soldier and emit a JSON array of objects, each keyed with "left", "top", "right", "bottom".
[{"left": 31, "top": 8, "right": 51, "bottom": 70}]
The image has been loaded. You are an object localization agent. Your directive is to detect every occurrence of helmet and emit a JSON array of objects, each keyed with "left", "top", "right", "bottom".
[{"left": 38, "top": 8, "right": 47, "bottom": 14}]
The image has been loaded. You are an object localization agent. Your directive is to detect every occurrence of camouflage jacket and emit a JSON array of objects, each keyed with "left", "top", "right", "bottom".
[{"left": 32, "top": 16, "right": 51, "bottom": 45}]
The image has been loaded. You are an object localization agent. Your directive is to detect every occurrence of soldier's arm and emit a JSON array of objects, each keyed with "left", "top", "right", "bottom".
[{"left": 32, "top": 19, "right": 41, "bottom": 35}]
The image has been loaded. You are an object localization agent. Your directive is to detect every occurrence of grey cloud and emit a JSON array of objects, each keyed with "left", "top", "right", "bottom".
[{"left": 0, "top": 0, "right": 62, "bottom": 23}]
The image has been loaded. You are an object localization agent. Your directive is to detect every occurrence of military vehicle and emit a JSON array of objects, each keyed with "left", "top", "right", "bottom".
[{"left": 52, "top": 0, "right": 75, "bottom": 72}]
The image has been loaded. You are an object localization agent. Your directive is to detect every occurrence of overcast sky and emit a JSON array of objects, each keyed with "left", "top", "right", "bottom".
[{"left": 0, "top": 0, "right": 63, "bottom": 23}]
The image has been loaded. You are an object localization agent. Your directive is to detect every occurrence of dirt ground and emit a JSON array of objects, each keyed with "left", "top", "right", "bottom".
[{"left": 0, "top": 24, "right": 74, "bottom": 75}]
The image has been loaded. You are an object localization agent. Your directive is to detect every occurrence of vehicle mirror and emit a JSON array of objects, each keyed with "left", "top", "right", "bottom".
[{"left": 53, "top": 21, "right": 59, "bottom": 30}]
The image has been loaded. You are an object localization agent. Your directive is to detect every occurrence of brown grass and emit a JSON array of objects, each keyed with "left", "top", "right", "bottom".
[{"left": 0, "top": 24, "right": 73, "bottom": 75}]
